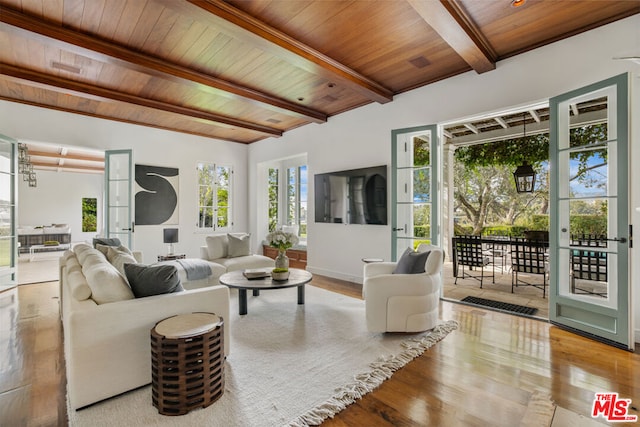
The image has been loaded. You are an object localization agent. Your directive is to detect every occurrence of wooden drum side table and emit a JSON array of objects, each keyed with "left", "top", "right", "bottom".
[{"left": 151, "top": 312, "right": 225, "bottom": 416}]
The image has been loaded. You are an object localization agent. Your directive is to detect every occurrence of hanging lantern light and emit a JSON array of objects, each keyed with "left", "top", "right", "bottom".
[
  {"left": 513, "top": 113, "right": 536, "bottom": 193},
  {"left": 513, "top": 161, "right": 536, "bottom": 193}
]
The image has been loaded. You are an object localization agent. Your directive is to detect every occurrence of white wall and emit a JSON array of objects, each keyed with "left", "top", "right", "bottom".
[
  {"left": 0, "top": 110, "right": 248, "bottom": 264},
  {"left": 18, "top": 170, "right": 103, "bottom": 244},
  {"left": 248, "top": 16, "right": 640, "bottom": 341}
]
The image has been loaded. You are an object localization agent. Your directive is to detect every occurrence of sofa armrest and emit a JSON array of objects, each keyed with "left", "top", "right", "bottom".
[
  {"left": 200, "top": 245, "right": 209, "bottom": 260},
  {"left": 363, "top": 262, "right": 396, "bottom": 279},
  {"left": 68, "top": 286, "right": 230, "bottom": 355},
  {"left": 132, "top": 251, "right": 143, "bottom": 263},
  {"left": 65, "top": 286, "right": 231, "bottom": 409},
  {"left": 364, "top": 273, "right": 438, "bottom": 299}
]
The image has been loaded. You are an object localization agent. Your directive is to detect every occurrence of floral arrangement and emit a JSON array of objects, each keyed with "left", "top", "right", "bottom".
[{"left": 266, "top": 229, "right": 299, "bottom": 252}]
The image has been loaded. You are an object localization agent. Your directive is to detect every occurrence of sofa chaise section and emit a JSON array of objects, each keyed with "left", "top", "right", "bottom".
[{"left": 60, "top": 245, "right": 230, "bottom": 410}]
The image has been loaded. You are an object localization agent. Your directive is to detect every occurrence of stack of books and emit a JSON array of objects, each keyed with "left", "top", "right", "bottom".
[{"left": 242, "top": 268, "right": 271, "bottom": 279}]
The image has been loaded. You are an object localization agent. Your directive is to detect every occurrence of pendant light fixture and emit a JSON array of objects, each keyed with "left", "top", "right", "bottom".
[{"left": 513, "top": 113, "right": 536, "bottom": 193}]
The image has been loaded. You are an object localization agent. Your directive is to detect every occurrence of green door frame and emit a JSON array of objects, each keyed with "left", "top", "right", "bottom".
[
  {"left": 549, "top": 73, "right": 631, "bottom": 350},
  {"left": 391, "top": 124, "right": 440, "bottom": 260},
  {"left": 105, "top": 149, "right": 133, "bottom": 249}
]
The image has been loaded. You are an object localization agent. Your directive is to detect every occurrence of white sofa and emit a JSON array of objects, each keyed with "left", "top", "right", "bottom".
[
  {"left": 200, "top": 233, "right": 275, "bottom": 272},
  {"left": 362, "top": 244, "right": 443, "bottom": 333},
  {"left": 60, "top": 243, "right": 230, "bottom": 410}
]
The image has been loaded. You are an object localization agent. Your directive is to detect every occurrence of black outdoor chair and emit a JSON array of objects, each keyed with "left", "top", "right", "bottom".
[
  {"left": 453, "top": 235, "right": 494, "bottom": 288},
  {"left": 570, "top": 234, "right": 608, "bottom": 297},
  {"left": 510, "top": 237, "right": 548, "bottom": 298}
]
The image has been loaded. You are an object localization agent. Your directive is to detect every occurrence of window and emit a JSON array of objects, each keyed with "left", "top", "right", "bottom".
[
  {"left": 197, "top": 162, "right": 232, "bottom": 231},
  {"left": 82, "top": 198, "right": 97, "bottom": 232},
  {"left": 287, "top": 165, "right": 307, "bottom": 238},
  {"left": 268, "top": 167, "right": 279, "bottom": 232},
  {"left": 267, "top": 160, "right": 307, "bottom": 239}
]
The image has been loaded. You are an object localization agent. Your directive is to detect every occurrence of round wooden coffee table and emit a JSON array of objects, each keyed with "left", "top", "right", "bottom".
[{"left": 219, "top": 268, "right": 312, "bottom": 315}]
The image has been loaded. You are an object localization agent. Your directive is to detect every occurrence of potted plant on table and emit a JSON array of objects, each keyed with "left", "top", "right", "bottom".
[{"left": 266, "top": 229, "right": 299, "bottom": 281}]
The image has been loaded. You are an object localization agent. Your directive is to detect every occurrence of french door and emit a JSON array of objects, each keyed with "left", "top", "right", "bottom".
[
  {"left": 105, "top": 150, "right": 134, "bottom": 248},
  {"left": 391, "top": 125, "right": 440, "bottom": 260},
  {"left": 0, "top": 134, "right": 17, "bottom": 292},
  {"left": 549, "top": 73, "right": 632, "bottom": 350}
]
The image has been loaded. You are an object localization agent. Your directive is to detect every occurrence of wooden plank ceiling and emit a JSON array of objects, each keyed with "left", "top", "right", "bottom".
[{"left": 0, "top": 0, "right": 638, "bottom": 145}]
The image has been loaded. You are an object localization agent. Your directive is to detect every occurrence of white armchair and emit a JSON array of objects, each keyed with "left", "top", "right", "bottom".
[{"left": 362, "top": 244, "right": 444, "bottom": 333}]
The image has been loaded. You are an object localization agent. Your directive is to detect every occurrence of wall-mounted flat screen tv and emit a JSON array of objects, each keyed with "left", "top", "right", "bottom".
[{"left": 314, "top": 165, "right": 387, "bottom": 225}]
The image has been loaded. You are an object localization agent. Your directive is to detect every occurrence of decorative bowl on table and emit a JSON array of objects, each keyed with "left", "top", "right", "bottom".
[{"left": 271, "top": 269, "right": 290, "bottom": 281}]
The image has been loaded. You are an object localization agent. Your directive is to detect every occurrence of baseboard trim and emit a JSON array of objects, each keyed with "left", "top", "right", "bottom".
[{"left": 306, "top": 266, "right": 363, "bottom": 285}]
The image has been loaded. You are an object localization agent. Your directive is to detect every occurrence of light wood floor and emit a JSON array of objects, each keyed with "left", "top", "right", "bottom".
[{"left": 1, "top": 275, "right": 639, "bottom": 426}]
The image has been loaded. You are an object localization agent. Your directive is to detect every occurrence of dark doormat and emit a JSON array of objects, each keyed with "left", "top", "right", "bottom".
[{"left": 460, "top": 296, "right": 538, "bottom": 316}]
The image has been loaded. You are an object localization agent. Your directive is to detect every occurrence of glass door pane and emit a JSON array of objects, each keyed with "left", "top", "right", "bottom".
[
  {"left": 550, "top": 73, "right": 631, "bottom": 349},
  {"left": 105, "top": 150, "right": 133, "bottom": 248},
  {"left": 392, "top": 125, "right": 439, "bottom": 260},
  {"left": 0, "top": 134, "right": 16, "bottom": 291}
]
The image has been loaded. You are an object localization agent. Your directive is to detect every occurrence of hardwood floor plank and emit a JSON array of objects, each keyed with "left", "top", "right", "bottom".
[{"left": 1, "top": 274, "right": 639, "bottom": 426}]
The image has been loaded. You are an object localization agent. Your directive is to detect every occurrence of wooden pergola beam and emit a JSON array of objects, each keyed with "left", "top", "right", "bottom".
[
  {"left": 27, "top": 150, "right": 104, "bottom": 163},
  {"left": 172, "top": 0, "right": 394, "bottom": 104},
  {"left": 408, "top": 0, "right": 496, "bottom": 74},
  {"left": 30, "top": 160, "right": 104, "bottom": 172},
  {"left": 0, "top": 6, "right": 327, "bottom": 124},
  {"left": 0, "top": 63, "right": 283, "bottom": 137}
]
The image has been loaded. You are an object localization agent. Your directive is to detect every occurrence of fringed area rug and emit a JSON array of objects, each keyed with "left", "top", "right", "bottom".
[{"left": 68, "top": 285, "right": 457, "bottom": 427}]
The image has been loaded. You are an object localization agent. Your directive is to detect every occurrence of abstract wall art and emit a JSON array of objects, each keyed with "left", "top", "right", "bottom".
[{"left": 135, "top": 164, "right": 179, "bottom": 225}]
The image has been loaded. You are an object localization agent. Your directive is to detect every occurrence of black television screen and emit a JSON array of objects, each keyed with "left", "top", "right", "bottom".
[{"left": 314, "top": 165, "right": 387, "bottom": 225}]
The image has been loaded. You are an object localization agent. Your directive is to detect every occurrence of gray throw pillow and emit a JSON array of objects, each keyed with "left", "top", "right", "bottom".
[
  {"left": 93, "top": 237, "right": 122, "bottom": 248},
  {"left": 227, "top": 233, "right": 251, "bottom": 257},
  {"left": 393, "top": 247, "right": 431, "bottom": 274},
  {"left": 124, "top": 264, "right": 183, "bottom": 298}
]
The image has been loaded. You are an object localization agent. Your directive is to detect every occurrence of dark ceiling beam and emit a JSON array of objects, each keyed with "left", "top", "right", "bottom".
[
  {"left": 172, "top": 0, "right": 393, "bottom": 104},
  {"left": 0, "top": 6, "right": 326, "bottom": 123},
  {"left": 0, "top": 63, "right": 283, "bottom": 137},
  {"left": 0, "top": 95, "right": 256, "bottom": 144},
  {"left": 407, "top": 0, "right": 496, "bottom": 74}
]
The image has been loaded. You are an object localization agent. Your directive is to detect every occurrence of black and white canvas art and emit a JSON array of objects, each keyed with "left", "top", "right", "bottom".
[{"left": 135, "top": 164, "right": 179, "bottom": 225}]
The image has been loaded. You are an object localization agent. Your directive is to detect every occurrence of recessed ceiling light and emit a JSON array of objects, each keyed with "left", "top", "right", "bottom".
[{"left": 510, "top": 0, "right": 526, "bottom": 7}]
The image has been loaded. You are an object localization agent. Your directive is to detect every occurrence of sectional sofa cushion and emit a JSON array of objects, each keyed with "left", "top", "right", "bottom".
[
  {"left": 68, "top": 270, "right": 92, "bottom": 301},
  {"left": 228, "top": 233, "right": 251, "bottom": 257},
  {"left": 124, "top": 263, "right": 183, "bottom": 298},
  {"left": 83, "top": 261, "right": 134, "bottom": 304},
  {"left": 96, "top": 243, "right": 132, "bottom": 258},
  {"left": 106, "top": 246, "right": 138, "bottom": 278},
  {"left": 206, "top": 234, "right": 228, "bottom": 260}
]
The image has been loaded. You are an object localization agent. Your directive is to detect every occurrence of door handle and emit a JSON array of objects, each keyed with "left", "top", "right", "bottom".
[{"left": 605, "top": 237, "right": 627, "bottom": 243}]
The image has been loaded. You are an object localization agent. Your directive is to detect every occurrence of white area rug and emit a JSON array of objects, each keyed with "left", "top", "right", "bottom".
[{"left": 68, "top": 285, "right": 458, "bottom": 426}]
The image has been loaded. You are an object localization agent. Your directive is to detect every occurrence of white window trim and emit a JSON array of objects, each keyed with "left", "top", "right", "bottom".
[{"left": 196, "top": 162, "right": 233, "bottom": 233}]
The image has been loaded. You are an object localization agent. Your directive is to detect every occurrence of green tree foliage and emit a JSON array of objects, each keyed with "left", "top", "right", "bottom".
[
  {"left": 268, "top": 168, "right": 278, "bottom": 232},
  {"left": 82, "top": 197, "right": 97, "bottom": 232},
  {"left": 453, "top": 123, "right": 607, "bottom": 234}
]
